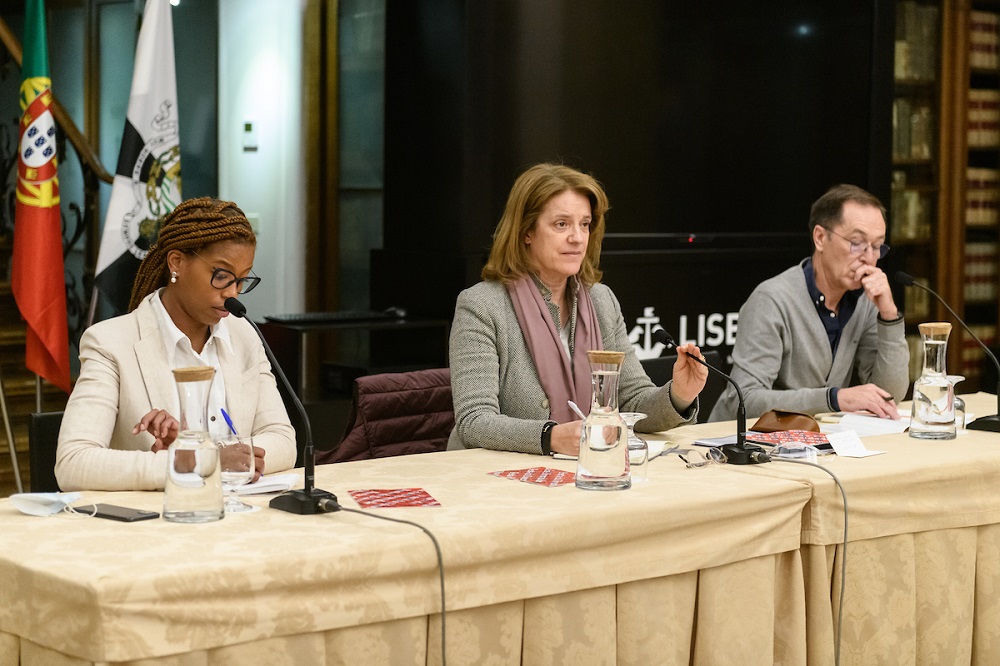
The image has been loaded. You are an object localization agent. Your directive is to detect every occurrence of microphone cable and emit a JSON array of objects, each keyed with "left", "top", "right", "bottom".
[
  {"left": 324, "top": 502, "right": 448, "bottom": 666},
  {"left": 771, "top": 457, "right": 848, "bottom": 666}
]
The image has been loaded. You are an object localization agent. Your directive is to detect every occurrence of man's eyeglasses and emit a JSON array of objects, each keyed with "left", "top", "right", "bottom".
[
  {"left": 190, "top": 251, "right": 261, "bottom": 294},
  {"left": 826, "top": 228, "right": 889, "bottom": 260},
  {"left": 661, "top": 445, "right": 728, "bottom": 468}
]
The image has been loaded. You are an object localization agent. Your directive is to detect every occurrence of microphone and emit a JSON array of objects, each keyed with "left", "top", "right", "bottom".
[
  {"left": 224, "top": 297, "right": 340, "bottom": 513},
  {"left": 652, "top": 329, "right": 769, "bottom": 464},
  {"left": 894, "top": 271, "right": 1000, "bottom": 432}
]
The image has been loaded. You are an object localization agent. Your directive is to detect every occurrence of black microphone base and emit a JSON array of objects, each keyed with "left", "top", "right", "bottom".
[
  {"left": 269, "top": 488, "right": 339, "bottom": 514},
  {"left": 967, "top": 415, "right": 1000, "bottom": 433},
  {"left": 721, "top": 443, "right": 770, "bottom": 465}
]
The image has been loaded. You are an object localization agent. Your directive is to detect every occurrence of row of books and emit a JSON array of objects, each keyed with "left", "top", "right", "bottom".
[
  {"left": 907, "top": 327, "right": 997, "bottom": 388},
  {"left": 969, "top": 89, "right": 1000, "bottom": 148},
  {"left": 961, "top": 325, "right": 997, "bottom": 383},
  {"left": 967, "top": 168, "right": 1000, "bottom": 227},
  {"left": 890, "top": 188, "right": 933, "bottom": 241},
  {"left": 893, "top": 99, "right": 934, "bottom": 160},
  {"left": 964, "top": 242, "right": 999, "bottom": 303},
  {"left": 971, "top": 11, "right": 1000, "bottom": 71},
  {"left": 895, "top": 1, "right": 939, "bottom": 81},
  {"left": 962, "top": 35, "right": 998, "bottom": 389}
]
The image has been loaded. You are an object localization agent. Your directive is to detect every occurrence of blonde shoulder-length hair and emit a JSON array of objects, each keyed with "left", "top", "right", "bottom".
[{"left": 482, "top": 163, "right": 609, "bottom": 287}]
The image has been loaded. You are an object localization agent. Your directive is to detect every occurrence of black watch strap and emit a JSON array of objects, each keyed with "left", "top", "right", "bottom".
[{"left": 541, "top": 421, "right": 557, "bottom": 456}]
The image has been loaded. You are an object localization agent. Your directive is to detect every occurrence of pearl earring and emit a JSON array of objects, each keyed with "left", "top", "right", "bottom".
[{"left": 170, "top": 271, "right": 178, "bottom": 284}]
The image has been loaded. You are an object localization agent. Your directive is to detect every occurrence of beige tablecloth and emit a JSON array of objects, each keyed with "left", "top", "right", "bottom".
[
  {"left": 8, "top": 395, "right": 998, "bottom": 665},
  {"left": 0, "top": 447, "right": 812, "bottom": 665},
  {"left": 650, "top": 392, "right": 1000, "bottom": 665}
]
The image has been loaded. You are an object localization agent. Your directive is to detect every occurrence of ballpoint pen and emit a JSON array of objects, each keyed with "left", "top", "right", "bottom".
[{"left": 220, "top": 408, "right": 243, "bottom": 443}]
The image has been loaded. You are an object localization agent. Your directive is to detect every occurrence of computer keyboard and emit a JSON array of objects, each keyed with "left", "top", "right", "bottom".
[{"left": 264, "top": 308, "right": 406, "bottom": 325}]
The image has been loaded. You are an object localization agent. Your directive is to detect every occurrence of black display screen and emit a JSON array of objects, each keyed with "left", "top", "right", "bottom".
[
  {"left": 381, "top": 0, "right": 895, "bottom": 348},
  {"left": 484, "top": 0, "right": 892, "bottom": 242}
]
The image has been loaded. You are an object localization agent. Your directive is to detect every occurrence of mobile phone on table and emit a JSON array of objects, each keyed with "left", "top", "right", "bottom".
[{"left": 89, "top": 503, "right": 160, "bottom": 522}]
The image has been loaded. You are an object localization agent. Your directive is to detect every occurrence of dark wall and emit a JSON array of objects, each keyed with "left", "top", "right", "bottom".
[{"left": 375, "top": 0, "right": 894, "bottom": 365}]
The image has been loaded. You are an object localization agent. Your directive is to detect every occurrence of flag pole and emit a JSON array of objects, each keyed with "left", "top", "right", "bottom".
[
  {"left": 0, "top": 367, "right": 24, "bottom": 494},
  {"left": 86, "top": 285, "right": 99, "bottom": 328}
]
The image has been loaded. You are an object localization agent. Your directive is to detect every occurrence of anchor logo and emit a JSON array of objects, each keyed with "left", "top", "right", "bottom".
[{"left": 628, "top": 307, "right": 667, "bottom": 360}]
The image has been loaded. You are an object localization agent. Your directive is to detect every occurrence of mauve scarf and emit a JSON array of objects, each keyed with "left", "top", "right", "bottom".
[{"left": 507, "top": 275, "right": 603, "bottom": 423}]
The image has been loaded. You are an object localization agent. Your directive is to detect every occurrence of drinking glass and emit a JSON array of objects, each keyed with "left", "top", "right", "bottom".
[
  {"left": 620, "top": 412, "right": 649, "bottom": 482},
  {"left": 948, "top": 375, "right": 966, "bottom": 428},
  {"left": 218, "top": 436, "right": 256, "bottom": 513}
]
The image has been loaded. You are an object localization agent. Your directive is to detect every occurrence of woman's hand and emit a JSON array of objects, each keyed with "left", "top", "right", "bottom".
[
  {"left": 219, "top": 441, "right": 267, "bottom": 482},
  {"left": 252, "top": 445, "right": 266, "bottom": 481},
  {"left": 670, "top": 343, "right": 709, "bottom": 411},
  {"left": 133, "top": 409, "right": 180, "bottom": 452},
  {"left": 550, "top": 421, "right": 582, "bottom": 456}
]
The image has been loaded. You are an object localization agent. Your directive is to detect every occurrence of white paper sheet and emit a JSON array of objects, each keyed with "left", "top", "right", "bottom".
[
  {"left": 826, "top": 431, "right": 885, "bottom": 457},
  {"left": 235, "top": 473, "right": 300, "bottom": 495},
  {"left": 822, "top": 412, "right": 909, "bottom": 437}
]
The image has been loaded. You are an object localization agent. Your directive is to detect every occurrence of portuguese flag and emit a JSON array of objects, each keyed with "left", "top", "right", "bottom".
[{"left": 12, "top": 0, "right": 71, "bottom": 394}]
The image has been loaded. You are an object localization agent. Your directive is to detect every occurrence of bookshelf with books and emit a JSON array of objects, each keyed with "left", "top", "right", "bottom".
[
  {"left": 894, "top": 0, "right": 943, "bottom": 382},
  {"left": 956, "top": 1, "right": 1000, "bottom": 390},
  {"left": 895, "top": 0, "right": 1000, "bottom": 392}
]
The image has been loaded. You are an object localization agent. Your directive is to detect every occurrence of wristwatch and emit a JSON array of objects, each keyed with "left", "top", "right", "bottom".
[{"left": 540, "top": 421, "right": 557, "bottom": 456}]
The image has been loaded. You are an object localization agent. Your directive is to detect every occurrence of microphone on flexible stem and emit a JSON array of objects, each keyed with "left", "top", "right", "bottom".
[
  {"left": 652, "top": 329, "right": 769, "bottom": 464},
  {"left": 224, "top": 297, "right": 340, "bottom": 513},
  {"left": 894, "top": 271, "right": 1000, "bottom": 432}
]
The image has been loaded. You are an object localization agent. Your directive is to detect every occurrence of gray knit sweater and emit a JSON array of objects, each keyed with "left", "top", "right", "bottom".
[
  {"left": 708, "top": 262, "right": 910, "bottom": 421},
  {"left": 448, "top": 280, "right": 695, "bottom": 453}
]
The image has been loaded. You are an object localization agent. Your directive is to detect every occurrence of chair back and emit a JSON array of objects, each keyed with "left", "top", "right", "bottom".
[
  {"left": 640, "top": 351, "right": 726, "bottom": 423},
  {"left": 29, "top": 411, "right": 63, "bottom": 492},
  {"left": 316, "top": 368, "right": 453, "bottom": 464}
]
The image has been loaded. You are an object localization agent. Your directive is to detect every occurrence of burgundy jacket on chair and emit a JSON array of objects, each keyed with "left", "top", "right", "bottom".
[{"left": 316, "top": 368, "right": 454, "bottom": 463}]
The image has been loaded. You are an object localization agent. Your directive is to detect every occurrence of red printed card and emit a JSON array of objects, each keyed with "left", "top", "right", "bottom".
[
  {"left": 348, "top": 488, "right": 441, "bottom": 508},
  {"left": 489, "top": 467, "right": 576, "bottom": 487},
  {"left": 747, "top": 430, "right": 830, "bottom": 446}
]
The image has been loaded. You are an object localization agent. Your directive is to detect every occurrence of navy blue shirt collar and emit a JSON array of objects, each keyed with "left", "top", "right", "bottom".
[{"left": 802, "top": 257, "right": 861, "bottom": 356}]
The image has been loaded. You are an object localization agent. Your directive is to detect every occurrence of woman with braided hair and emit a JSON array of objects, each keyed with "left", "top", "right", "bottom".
[{"left": 55, "top": 197, "right": 297, "bottom": 491}]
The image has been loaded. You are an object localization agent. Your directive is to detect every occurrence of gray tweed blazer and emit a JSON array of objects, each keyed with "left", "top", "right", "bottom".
[{"left": 448, "top": 280, "right": 696, "bottom": 453}]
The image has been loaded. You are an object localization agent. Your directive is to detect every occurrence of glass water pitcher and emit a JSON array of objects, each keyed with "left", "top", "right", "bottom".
[
  {"left": 910, "top": 322, "right": 958, "bottom": 440},
  {"left": 576, "top": 350, "right": 631, "bottom": 491},
  {"left": 163, "top": 366, "right": 224, "bottom": 522}
]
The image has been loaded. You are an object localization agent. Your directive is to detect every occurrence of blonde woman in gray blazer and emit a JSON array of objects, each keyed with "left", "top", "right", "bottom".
[
  {"left": 449, "top": 164, "right": 708, "bottom": 456},
  {"left": 55, "top": 199, "right": 296, "bottom": 491}
]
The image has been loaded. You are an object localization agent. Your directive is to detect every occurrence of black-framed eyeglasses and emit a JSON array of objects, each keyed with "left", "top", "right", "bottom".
[
  {"left": 826, "top": 228, "right": 889, "bottom": 260},
  {"left": 190, "top": 251, "right": 261, "bottom": 294}
]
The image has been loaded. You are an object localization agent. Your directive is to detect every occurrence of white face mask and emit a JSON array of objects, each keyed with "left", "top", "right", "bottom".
[{"left": 10, "top": 492, "right": 82, "bottom": 517}]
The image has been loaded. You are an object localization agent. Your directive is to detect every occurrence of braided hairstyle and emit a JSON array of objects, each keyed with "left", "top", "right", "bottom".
[{"left": 128, "top": 197, "right": 256, "bottom": 311}]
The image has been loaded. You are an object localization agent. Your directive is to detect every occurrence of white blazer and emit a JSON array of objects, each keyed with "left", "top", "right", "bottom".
[{"left": 55, "top": 293, "right": 296, "bottom": 491}]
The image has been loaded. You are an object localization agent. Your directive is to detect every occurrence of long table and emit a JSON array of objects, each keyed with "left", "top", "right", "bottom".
[
  {"left": 649, "top": 391, "right": 1000, "bottom": 666},
  {"left": 4, "top": 394, "right": 999, "bottom": 665},
  {"left": 0, "top": 445, "right": 811, "bottom": 665}
]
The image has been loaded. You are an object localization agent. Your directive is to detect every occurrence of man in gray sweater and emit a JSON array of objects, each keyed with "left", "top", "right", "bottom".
[{"left": 709, "top": 184, "right": 910, "bottom": 422}]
